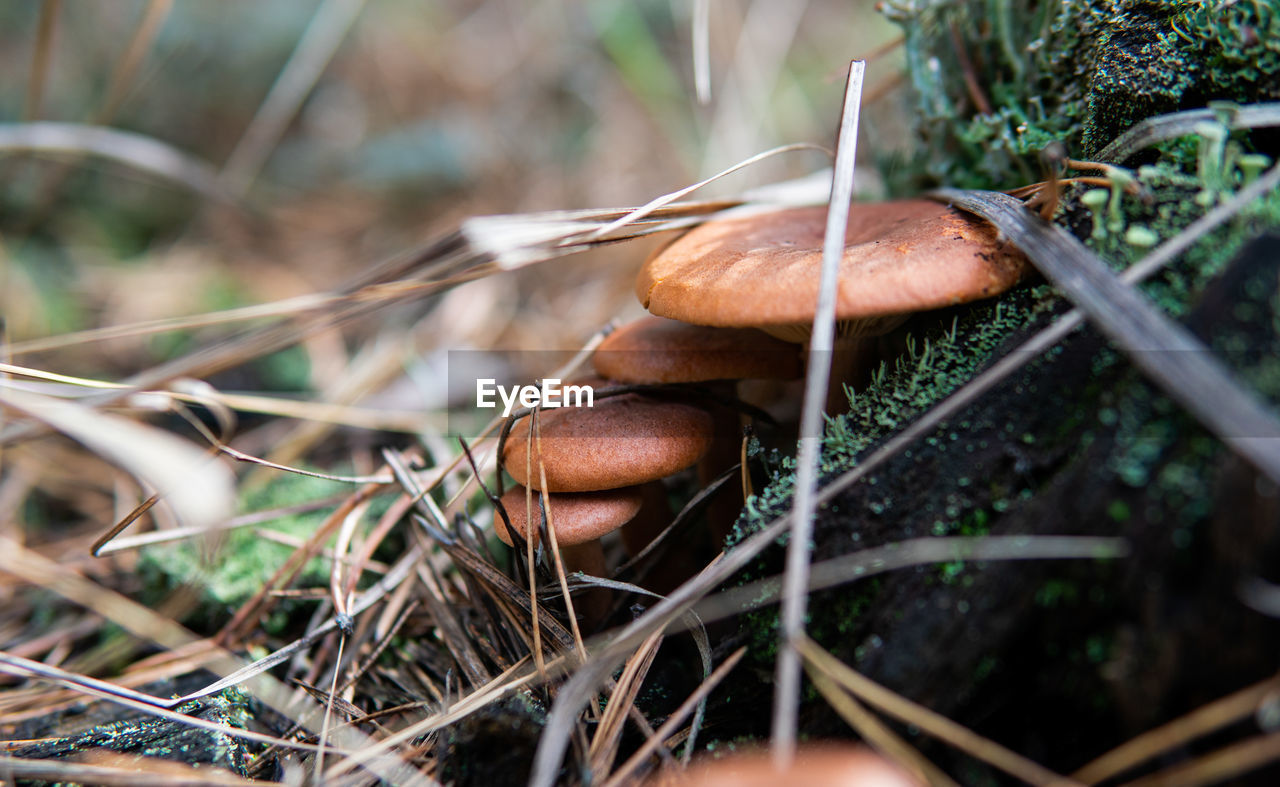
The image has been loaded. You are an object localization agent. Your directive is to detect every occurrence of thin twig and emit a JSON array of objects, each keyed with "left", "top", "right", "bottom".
[
  {"left": 796, "top": 636, "right": 1080, "bottom": 786},
  {"left": 1073, "top": 672, "right": 1280, "bottom": 784},
  {"left": 805, "top": 661, "right": 958, "bottom": 787},
  {"left": 773, "top": 58, "right": 864, "bottom": 765},
  {"left": 601, "top": 647, "right": 747, "bottom": 787},
  {"left": 0, "top": 122, "right": 235, "bottom": 204}
]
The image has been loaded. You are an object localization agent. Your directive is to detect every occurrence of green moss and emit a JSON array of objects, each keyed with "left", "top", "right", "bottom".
[
  {"left": 139, "top": 470, "right": 365, "bottom": 620},
  {"left": 728, "top": 288, "right": 1058, "bottom": 551},
  {"left": 882, "top": 0, "right": 1280, "bottom": 191}
]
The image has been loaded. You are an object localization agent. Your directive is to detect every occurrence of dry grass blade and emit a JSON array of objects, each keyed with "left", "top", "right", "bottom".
[
  {"left": 415, "top": 564, "right": 491, "bottom": 687},
  {"left": 567, "top": 572, "right": 716, "bottom": 761},
  {"left": 462, "top": 165, "right": 836, "bottom": 272},
  {"left": 697, "top": 535, "right": 1129, "bottom": 627},
  {"left": 1072, "top": 672, "right": 1280, "bottom": 784},
  {"left": 2, "top": 294, "right": 334, "bottom": 357},
  {"left": 0, "top": 536, "right": 199, "bottom": 652},
  {"left": 461, "top": 200, "right": 740, "bottom": 271},
  {"left": 611, "top": 466, "right": 735, "bottom": 577},
  {"left": 94, "top": 491, "right": 350, "bottom": 554},
  {"left": 0, "top": 122, "right": 234, "bottom": 203},
  {"left": 529, "top": 548, "right": 776, "bottom": 787},
  {"left": 427, "top": 525, "right": 576, "bottom": 652},
  {"left": 179, "top": 541, "right": 423, "bottom": 704},
  {"left": 601, "top": 646, "right": 747, "bottom": 787},
  {"left": 1119, "top": 730, "right": 1280, "bottom": 787},
  {"left": 795, "top": 636, "right": 1080, "bottom": 786},
  {"left": 324, "top": 653, "right": 572, "bottom": 780},
  {"left": 0, "top": 363, "right": 430, "bottom": 435},
  {"left": 1095, "top": 101, "right": 1280, "bottom": 163},
  {"left": 933, "top": 187, "right": 1280, "bottom": 487},
  {"left": 692, "top": 0, "right": 711, "bottom": 104},
  {"left": 220, "top": 0, "right": 368, "bottom": 195},
  {"left": 0, "top": 652, "right": 184, "bottom": 710},
  {"left": 588, "top": 632, "right": 663, "bottom": 781},
  {"left": 0, "top": 387, "right": 234, "bottom": 532},
  {"left": 292, "top": 679, "right": 374, "bottom": 725},
  {"left": 382, "top": 446, "right": 576, "bottom": 658},
  {"left": 0, "top": 755, "right": 279, "bottom": 787},
  {"left": 774, "top": 58, "right": 864, "bottom": 764},
  {"left": 23, "top": 0, "right": 60, "bottom": 121},
  {"left": 95, "top": 0, "right": 173, "bottom": 123},
  {"left": 804, "top": 660, "right": 957, "bottom": 787},
  {"left": 587, "top": 142, "right": 830, "bottom": 242},
  {"left": 0, "top": 653, "right": 331, "bottom": 754}
]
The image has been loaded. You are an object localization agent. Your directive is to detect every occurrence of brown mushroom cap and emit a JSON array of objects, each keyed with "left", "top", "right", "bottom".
[
  {"left": 502, "top": 382, "right": 714, "bottom": 492},
  {"left": 649, "top": 744, "right": 923, "bottom": 787},
  {"left": 493, "top": 484, "right": 645, "bottom": 548},
  {"left": 593, "top": 315, "right": 803, "bottom": 383},
  {"left": 637, "top": 200, "right": 1028, "bottom": 331}
]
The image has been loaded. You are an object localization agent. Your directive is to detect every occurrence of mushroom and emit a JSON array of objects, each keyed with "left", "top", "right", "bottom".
[
  {"left": 593, "top": 315, "right": 803, "bottom": 543},
  {"left": 501, "top": 380, "right": 714, "bottom": 493},
  {"left": 593, "top": 315, "right": 803, "bottom": 385},
  {"left": 647, "top": 744, "right": 923, "bottom": 787},
  {"left": 492, "top": 484, "right": 645, "bottom": 625},
  {"left": 500, "top": 380, "right": 715, "bottom": 595},
  {"left": 636, "top": 199, "right": 1029, "bottom": 411}
]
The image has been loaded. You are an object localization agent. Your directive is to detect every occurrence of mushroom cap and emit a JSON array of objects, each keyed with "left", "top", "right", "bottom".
[
  {"left": 636, "top": 200, "right": 1028, "bottom": 330},
  {"left": 593, "top": 315, "right": 803, "bottom": 383},
  {"left": 493, "top": 484, "right": 645, "bottom": 548},
  {"left": 502, "top": 382, "right": 714, "bottom": 492},
  {"left": 648, "top": 744, "right": 922, "bottom": 787}
]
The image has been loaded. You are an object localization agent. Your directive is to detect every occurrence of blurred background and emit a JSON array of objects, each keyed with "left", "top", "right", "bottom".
[
  {"left": 0, "top": 0, "right": 907, "bottom": 549},
  {"left": 0, "top": 0, "right": 906, "bottom": 355}
]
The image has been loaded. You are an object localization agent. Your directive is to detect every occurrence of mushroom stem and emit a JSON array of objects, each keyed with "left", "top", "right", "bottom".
[
  {"left": 493, "top": 485, "right": 646, "bottom": 631},
  {"left": 618, "top": 481, "right": 673, "bottom": 555},
  {"left": 702, "top": 406, "right": 746, "bottom": 547},
  {"left": 619, "top": 480, "right": 701, "bottom": 594},
  {"left": 558, "top": 540, "right": 609, "bottom": 626}
]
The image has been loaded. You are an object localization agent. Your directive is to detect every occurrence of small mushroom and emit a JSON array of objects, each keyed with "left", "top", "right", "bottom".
[
  {"left": 492, "top": 484, "right": 644, "bottom": 624},
  {"left": 500, "top": 380, "right": 715, "bottom": 595},
  {"left": 636, "top": 199, "right": 1029, "bottom": 411},
  {"left": 593, "top": 315, "right": 802, "bottom": 543},
  {"left": 648, "top": 744, "right": 923, "bottom": 787},
  {"left": 501, "top": 381, "right": 714, "bottom": 493},
  {"left": 593, "top": 315, "right": 802, "bottom": 385}
]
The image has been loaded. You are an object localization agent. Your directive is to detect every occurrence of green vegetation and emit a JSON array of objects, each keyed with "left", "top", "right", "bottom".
[
  {"left": 139, "top": 470, "right": 351, "bottom": 617},
  {"left": 883, "top": 0, "right": 1280, "bottom": 191}
]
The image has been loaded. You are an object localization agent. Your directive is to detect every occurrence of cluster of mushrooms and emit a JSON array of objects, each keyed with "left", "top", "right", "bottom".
[{"left": 490, "top": 199, "right": 1028, "bottom": 626}]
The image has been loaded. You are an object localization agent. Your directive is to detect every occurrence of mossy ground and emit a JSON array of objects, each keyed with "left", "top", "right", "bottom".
[
  {"left": 137, "top": 469, "right": 387, "bottom": 630},
  {"left": 712, "top": 0, "right": 1280, "bottom": 778}
]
